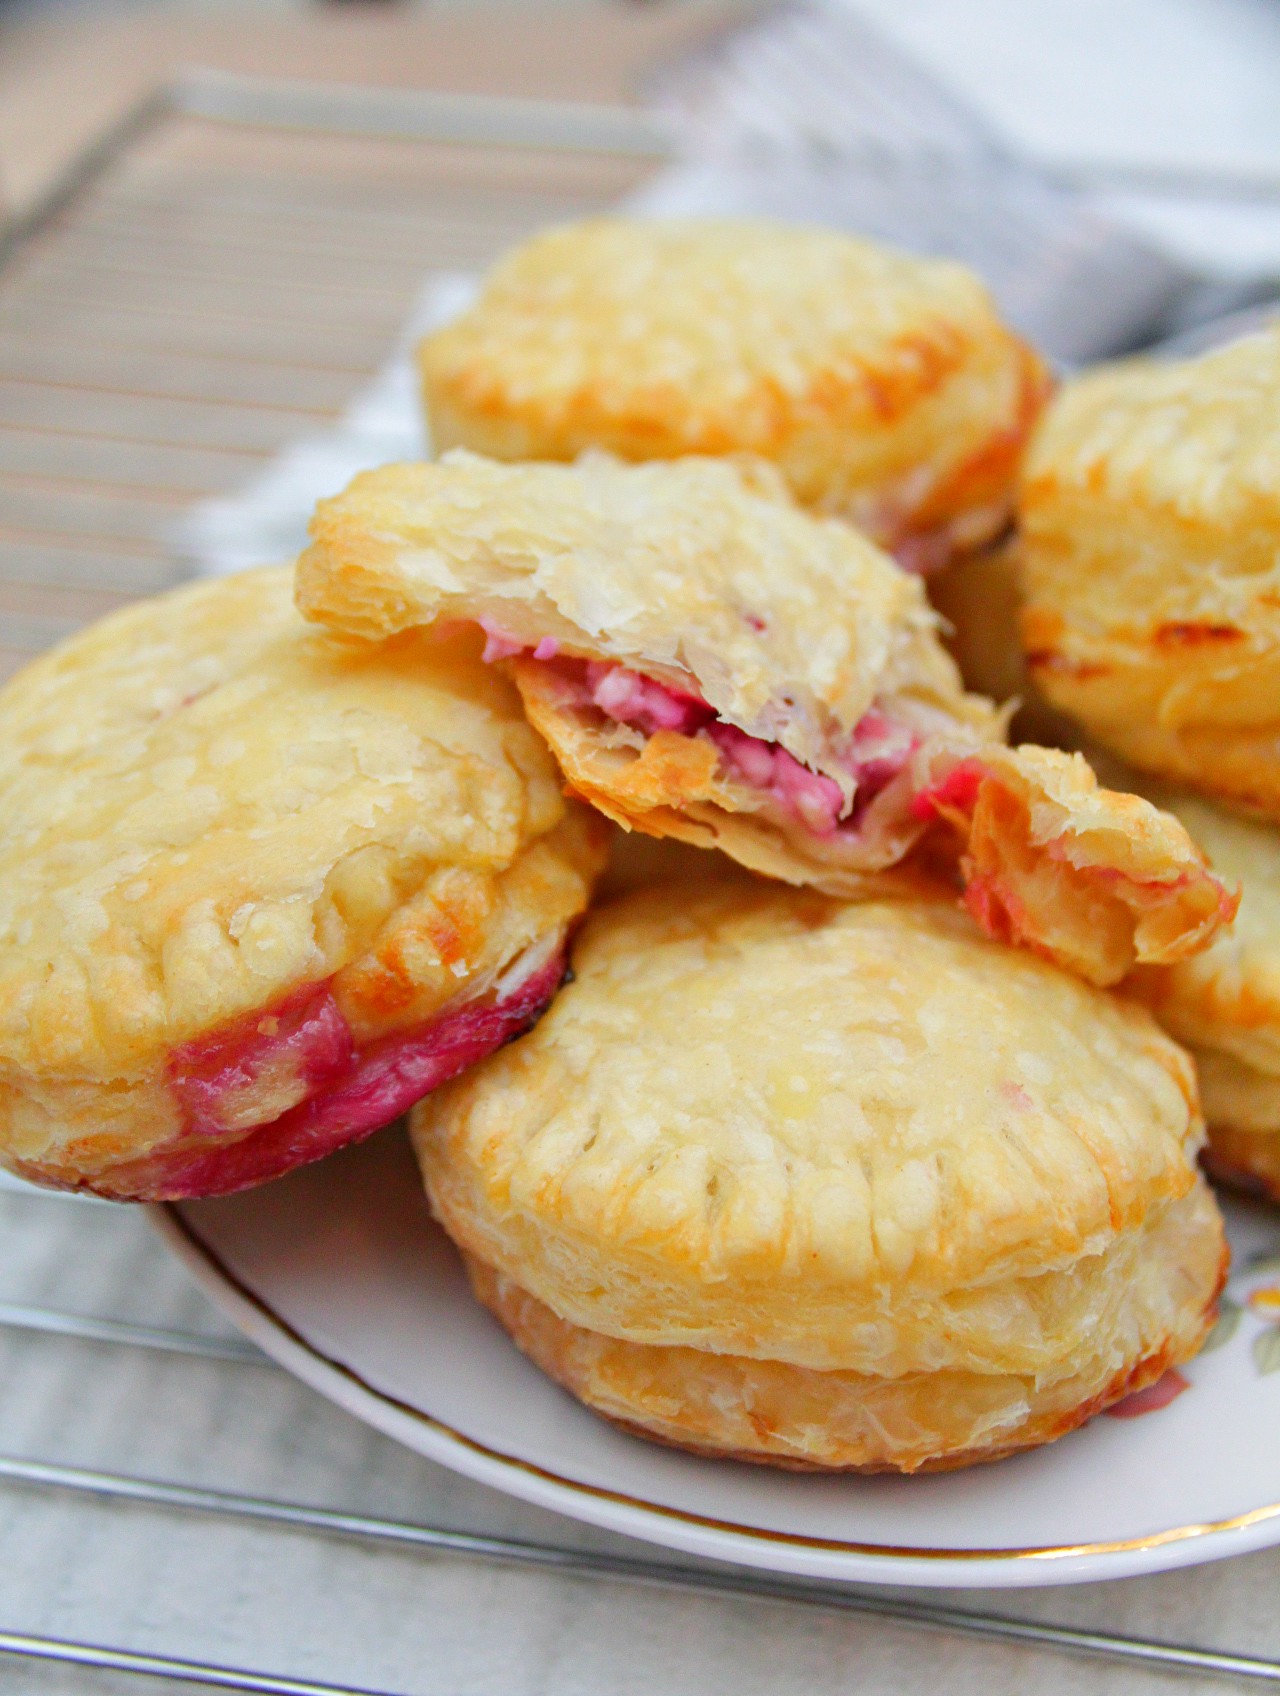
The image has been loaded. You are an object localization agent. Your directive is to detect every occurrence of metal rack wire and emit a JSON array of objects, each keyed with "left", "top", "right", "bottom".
[
  {"left": 0, "top": 1178, "right": 1278, "bottom": 1690},
  {"left": 1, "top": 75, "right": 1279, "bottom": 1694}
]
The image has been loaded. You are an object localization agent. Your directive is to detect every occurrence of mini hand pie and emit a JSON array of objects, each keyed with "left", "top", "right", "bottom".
[
  {"left": 418, "top": 218, "right": 1051, "bottom": 574},
  {"left": 0, "top": 567, "right": 607, "bottom": 1200},
  {"left": 1019, "top": 325, "right": 1280, "bottom": 816},
  {"left": 1126, "top": 781, "right": 1280, "bottom": 1202},
  {"left": 413, "top": 881, "right": 1226, "bottom": 1473},
  {"left": 298, "top": 451, "right": 1233, "bottom": 986}
]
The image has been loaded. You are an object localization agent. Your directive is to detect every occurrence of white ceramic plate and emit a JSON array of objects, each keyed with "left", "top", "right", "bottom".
[{"left": 155, "top": 1126, "right": 1280, "bottom": 1589}]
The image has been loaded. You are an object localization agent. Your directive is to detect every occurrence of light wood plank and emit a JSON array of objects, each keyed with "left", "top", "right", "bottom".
[
  {"left": 0, "top": 79, "right": 664, "bottom": 647},
  {"left": 0, "top": 480, "right": 192, "bottom": 547},
  {"left": 0, "top": 430, "right": 265, "bottom": 493},
  {"left": 0, "top": 577, "right": 137, "bottom": 624},
  {"left": 0, "top": 336, "right": 358, "bottom": 412},
  {"left": 0, "top": 5, "right": 729, "bottom": 218},
  {"left": 0, "top": 608, "right": 84, "bottom": 651},
  {"left": 0, "top": 385, "right": 337, "bottom": 454},
  {"left": 0, "top": 537, "right": 181, "bottom": 595}
]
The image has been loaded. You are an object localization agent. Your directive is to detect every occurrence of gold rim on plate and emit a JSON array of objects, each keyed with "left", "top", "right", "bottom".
[{"left": 161, "top": 1205, "right": 1280, "bottom": 1566}]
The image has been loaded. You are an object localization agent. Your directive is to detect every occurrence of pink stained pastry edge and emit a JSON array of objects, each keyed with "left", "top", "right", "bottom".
[
  {"left": 1103, "top": 1369, "right": 1190, "bottom": 1419},
  {"left": 502, "top": 644, "right": 1234, "bottom": 981},
  {"left": 9, "top": 947, "right": 567, "bottom": 1203},
  {"left": 497, "top": 646, "right": 922, "bottom": 839}
]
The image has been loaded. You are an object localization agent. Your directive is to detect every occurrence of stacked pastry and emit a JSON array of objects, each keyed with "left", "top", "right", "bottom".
[
  {"left": 412, "top": 881, "right": 1223, "bottom": 1472},
  {"left": 1016, "top": 327, "right": 1280, "bottom": 1199},
  {"left": 0, "top": 217, "right": 1246, "bottom": 1474},
  {"left": 297, "top": 445, "right": 1231, "bottom": 1472}
]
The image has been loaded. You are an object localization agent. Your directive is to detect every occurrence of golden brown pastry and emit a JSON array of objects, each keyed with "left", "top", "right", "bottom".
[
  {"left": 414, "top": 881, "right": 1226, "bottom": 1473},
  {"left": 1125, "top": 783, "right": 1280, "bottom": 1201},
  {"left": 0, "top": 567, "right": 607, "bottom": 1201},
  {"left": 298, "top": 450, "right": 1233, "bottom": 986},
  {"left": 418, "top": 218, "right": 1051, "bottom": 572},
  {"left": 1019, "top": 326, "right": 1280, "bottom": 816}
]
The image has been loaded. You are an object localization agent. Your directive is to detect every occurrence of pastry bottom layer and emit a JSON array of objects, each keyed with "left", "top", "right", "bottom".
[
  {"left": 459, "top": 1183, "right": 1225, "bottom": 1473},
  {"left": 8, "top": 950, "right": 565, "bottom": 1203}
]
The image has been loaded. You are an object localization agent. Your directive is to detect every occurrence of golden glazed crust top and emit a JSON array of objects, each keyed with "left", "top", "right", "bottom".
[
  {"left": 298, "top": 450, "right": 990, "bottom": 784},
  {"left": 0, "top": 567, "right": 589, "bottom": 1084},
  {"left": 1018, "top": 326, "right": 1280, "bottom": 809},
  {"left": 415, "top": 882, "right": 1203, "bottom": 1375},
  {"left": 418, "top": 218, "right": 1051, "bottom": 551}
]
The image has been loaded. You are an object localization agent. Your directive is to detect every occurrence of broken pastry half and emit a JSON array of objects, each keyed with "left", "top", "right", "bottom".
[
  {"left": 0, "top": 567, "right": 608, "bottom": 1201},
  {"left": 298, "top": 451, "right": 1234, "bottom": 988},
  {"left": 413, "top": 880, "right": 1227, "bottom": 1474},
  {"left": 418, "top": 217, "right": 1052, "bottom": 573}
]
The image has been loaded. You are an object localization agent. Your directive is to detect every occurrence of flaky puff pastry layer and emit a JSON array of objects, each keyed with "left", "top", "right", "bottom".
[
  {"left": 462, "top": 1175, "right": 1223, "bottom": 1473},
  {"left": 414, "top": 881, "right": 1217, "bottom": 1390},
  {"left": 417, "top": 218, "right": 1051, "bottom": 566},
  {"left": 299, "top": 451, "right": 1232, "bottom": 986},
  {"left": 1019, "top": 326, "right": 1280, "bottom": 816},
  {"left": 0, "top": 568, "right": 607, "bottom": 1192},
  {"left": 299, "top": 450, "right": 968, "bottom": 779},
  {"left": 1123, "top": 784, "right": 1280, "bottom": 1200}
]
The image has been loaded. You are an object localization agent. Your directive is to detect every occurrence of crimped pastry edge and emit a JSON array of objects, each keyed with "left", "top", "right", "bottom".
[
  {"left": 417, "top": 217, "right": 1052, "bottom": 554},
  {"left": 414, "top": 884, "right": 1210, "bottom": 1378},
  {"left": 457, "top": 1176, "right": 1225, "bottom": 1473}
]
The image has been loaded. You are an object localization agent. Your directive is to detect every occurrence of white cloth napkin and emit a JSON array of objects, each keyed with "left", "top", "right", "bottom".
[{"left": 173, "top": 272, "right": 476, "bottom": 578}]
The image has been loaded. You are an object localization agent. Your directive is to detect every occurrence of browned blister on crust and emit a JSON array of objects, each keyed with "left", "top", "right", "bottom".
[
  {"left": 418, "top": 218, "right": 1051, "bottom": 566},
  {"left": 1018, "top": 325, "right": 1280, "bottom": 816},
  {"left": 414, "top": 882, "right": 1226, "bottom": 1473},
  {"left": 298, "top": 451, "right": 1233, "bottom": 985}
]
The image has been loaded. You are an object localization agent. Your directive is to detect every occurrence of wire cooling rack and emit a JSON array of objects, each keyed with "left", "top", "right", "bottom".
[
  {"left": 1, "top": 1171, "right": 1280, "bottom": 1695},
  {"left": 0, "top": 72, "right": 662, "bottom": 679},
  {"left": 2, "top": 74, "right": 1280, "bottom": 1695}
]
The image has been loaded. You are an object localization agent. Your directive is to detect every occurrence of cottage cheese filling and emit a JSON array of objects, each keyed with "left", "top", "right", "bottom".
[{"left": 489, "top": 634, "right": 924, "bottom": 839}]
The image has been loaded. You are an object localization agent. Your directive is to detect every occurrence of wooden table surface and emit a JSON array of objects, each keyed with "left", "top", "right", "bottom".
[
  {"left": 0, "top": 0, "right": 741, "bottom": 222},
  {"left": 0, "top": 1, "right": 740, "bottom": 681}
]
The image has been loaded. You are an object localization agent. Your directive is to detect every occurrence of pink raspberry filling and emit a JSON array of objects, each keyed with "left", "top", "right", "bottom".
[
  {"left": 479, "top": 619, "right": 562, "bottom": 665},
  {"left": 584, "top": 661, "right": 713, "bottom": 738},
  {"left": 909, "top": 758, "right": 986, "bottom": 822},
  {"left": 543, "top": 647, "right": 921, "bottom": 835},
  {"left": 1104, "top": 1369, "right": 1190, "bottom": 1420},
  {"left": 478, "top": 619, "right": 527, "bottom": 663},
  {"left": 483, "top": 629, "right": 922, "bottom": 836},
  {"left": 707, "top": 724, "right": 845, "bottom": 835},
  {"left": 52, "top": 948, "right": 567, "bottom": 1202},
  {"left": 170, "top": 981, "right": 354, "bottom": 1139}
]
